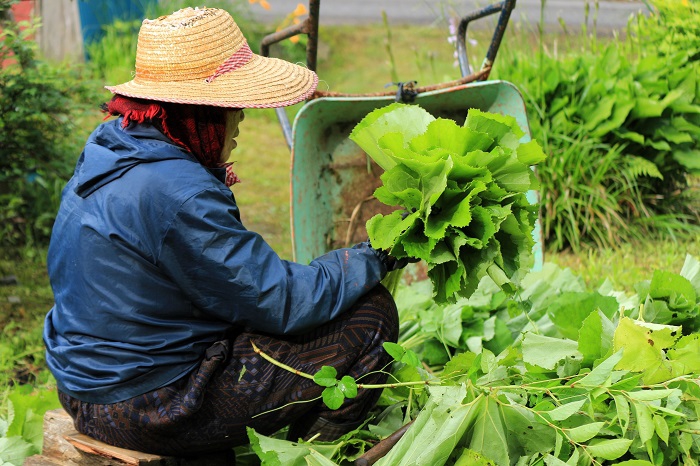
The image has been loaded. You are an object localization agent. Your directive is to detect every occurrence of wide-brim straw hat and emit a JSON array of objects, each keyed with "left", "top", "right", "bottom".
[{"left": 106, "top": 7, "right": 318, "bottom": 108}]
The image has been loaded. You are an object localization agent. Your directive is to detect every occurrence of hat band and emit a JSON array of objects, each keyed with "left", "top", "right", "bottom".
[{"left": 205, "top": 42, "right": 254, "bottom": 83}]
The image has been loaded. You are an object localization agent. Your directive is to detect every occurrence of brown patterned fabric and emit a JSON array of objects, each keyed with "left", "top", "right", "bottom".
[{"left": 58, "top": 285, "right": 398, "bottom": 457}]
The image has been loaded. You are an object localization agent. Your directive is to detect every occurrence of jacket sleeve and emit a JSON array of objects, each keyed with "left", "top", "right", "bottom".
[{"left": 157, "top": 186, "right": 388, "bottom": 335}]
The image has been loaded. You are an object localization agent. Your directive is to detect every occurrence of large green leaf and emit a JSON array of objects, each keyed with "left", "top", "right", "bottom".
[
  {"left": 547, "top": 292, "right": 619, "bottom": 341},
  {"left": 522, "top": 333, "right": 582, "bottom": 370},
  {"left": 247, "top": 428, "right": 341, "bottom": 466},
  {"left": 577, "top": 310, "right": 616, "bottom": 364},
  {"left": 375, "top": 385, "right": 481, "bottom": 466},
  {"left": 349, "top": 103, "right": 435, "bottom": 170},
  {"left": 6, "top": 387, "right": 60, "bottom": 454},
  {"left": 681, "top": 254, "right": 700, "bottom": 296},
  {"left": 649, "top": 270, "right": 696, "bottom": 312},
  {"left": 468, "top": 396, "right": 509, "bottom": 466},
  {"left": 501, "top": 403, "right": 556, "bottom": 454},
  {"left": 0, "top": 437, "right": 34, "bottom": 466}
]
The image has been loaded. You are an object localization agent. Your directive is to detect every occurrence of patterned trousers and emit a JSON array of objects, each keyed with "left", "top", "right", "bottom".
[{"left": 58, "top": 285, "right": 399, "bottom": 456}]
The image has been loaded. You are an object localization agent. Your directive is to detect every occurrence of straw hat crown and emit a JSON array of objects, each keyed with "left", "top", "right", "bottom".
[{"left": 106, "top": 7, "right": 318, "bottom": 108}]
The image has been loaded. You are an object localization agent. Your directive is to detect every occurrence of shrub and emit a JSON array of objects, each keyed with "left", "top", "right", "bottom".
[{"left": 0, "top": 8, "right": 102, "bottom": 250}]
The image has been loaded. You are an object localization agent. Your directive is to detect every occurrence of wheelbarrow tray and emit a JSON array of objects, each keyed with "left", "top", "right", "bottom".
[{"left": 290, "top": 79, "right": 543, "bottom": 270}]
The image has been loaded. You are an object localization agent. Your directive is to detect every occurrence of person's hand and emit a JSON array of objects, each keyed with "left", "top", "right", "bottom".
[
  {"left": 383, "top": 254, "right": 420, "bottom": 271},
  {"left": 362, "top": 239, "right": 419, "bottom": 272}
]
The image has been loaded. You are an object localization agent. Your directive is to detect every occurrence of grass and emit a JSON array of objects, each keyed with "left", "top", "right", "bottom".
[
  {"left": 0, "top": 251, "right": 56, "bottom": 411},
  {"left": 549, "top": 237, "right": 700, "bottom": 292}
]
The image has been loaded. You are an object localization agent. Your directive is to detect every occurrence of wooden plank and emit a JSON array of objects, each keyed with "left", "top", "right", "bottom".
[
  {"left": 39, "top": 409, "right": 85, "bottom": 464},
  {"left": 32, "top": 409, "right": 232, "bottom": 466},
  {"left": 64, "top": 433, "right": 168, "bottom": 466},
  {"left": 23, "top": 455, "right": 66, "bottom": 466}
]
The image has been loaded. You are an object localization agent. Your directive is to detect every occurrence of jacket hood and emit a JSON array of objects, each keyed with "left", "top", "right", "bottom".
[{"left": 74, "top": 118, "right": 191, "bottom": 198}]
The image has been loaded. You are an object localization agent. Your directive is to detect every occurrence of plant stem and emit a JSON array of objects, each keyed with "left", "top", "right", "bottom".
[
  {"left": 251, "top": 341, "right": 315, "bottom": 380},
  {"left": 252, "top": 341, "right": 439, "bottom": 389},
  {"left": 382, "top": 10, "right": 399, "bottom": 84},
  {"left": 382, "top": 269, "right": 404, "bottom": 299}
]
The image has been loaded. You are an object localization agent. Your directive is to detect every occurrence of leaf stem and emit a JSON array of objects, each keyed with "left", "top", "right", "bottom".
[
  {"left": 252, "top": 341, "right": 439, "bottom": 389},
  {"left": 251, "top": 341, "right": 315, "bottom": 380}
]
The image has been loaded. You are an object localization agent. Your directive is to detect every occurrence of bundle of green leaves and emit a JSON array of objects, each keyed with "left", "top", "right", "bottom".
[
  {"left": 246, "top": 256, "right": 700, "bottom": 466},
  {"left": 349, "top": 103, "right": 546, "bottom": 303}
]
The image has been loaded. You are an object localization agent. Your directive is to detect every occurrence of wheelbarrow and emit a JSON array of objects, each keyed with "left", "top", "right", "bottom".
[
  {"left": 261, "top": 0, "right": 542, "bottom": 271},
  {"left": 259, "top": 0, "right": 542, "bottom": 462}
]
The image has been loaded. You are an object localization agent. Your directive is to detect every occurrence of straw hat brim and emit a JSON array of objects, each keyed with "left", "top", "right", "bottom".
[{"left": 105, "top": 54, "right": 318, "bottom": 109}]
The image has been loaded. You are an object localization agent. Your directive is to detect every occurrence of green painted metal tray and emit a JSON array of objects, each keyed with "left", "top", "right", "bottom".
[{"left": 290, "top": 80, "right": 543, "bottom": 271}]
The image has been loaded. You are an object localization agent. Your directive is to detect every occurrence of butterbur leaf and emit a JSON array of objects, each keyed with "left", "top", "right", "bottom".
[
  {"left": 649, "top": 270, "right": 696, "bottom": 312},
  {"left": 450, "top": 157, "right": 492, "bottom": 187},
  {"left": 366, "top": 211, "right": 419, "bottom": 251},
  {"left": 409, "top": 118, "right": 474, "bottom": 156},
  {"left": 353, "top": 103, "right": 545, "bottom": 302},
  {"left": 465, "top": 108, "right": 524, "bottom": 142},
  {"left": 375, "top": 165, "right": 422, "bottom": 209},
  {"left": 0, "top": 437, "right": 34, "bottom": 466},
  {"left": 424, "top": 181, "right": 486, "bottom": 239},
  {"left": 313, "top": 366, "right": 338, "bottom": 387},
  {"left": 349, "top": 103, "right": 434, "bottom": 170},
  {"left": 680, "top": 254, "right": 700, "bottom": 296},
  {"left": 417, "top": 156, "right": 454, "bottom": 216},
  {"left": 462, "top": 206, "right": 496, "bottom": 249},
  {"left": 522, "top": 333, "right": 581, "bottom": 370},
  {"left": 401, "top": 222, "right": 438, "bottom": 258}
]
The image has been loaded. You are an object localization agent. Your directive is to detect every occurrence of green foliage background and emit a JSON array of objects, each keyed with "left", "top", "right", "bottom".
[
  {"left": 0, "top": 11, "right": 101, "bottom": 250},
  {"left": 493, "top": 0, "right": 700, "bottom": 251}
]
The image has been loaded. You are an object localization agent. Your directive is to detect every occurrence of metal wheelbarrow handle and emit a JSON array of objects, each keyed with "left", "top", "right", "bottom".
[{"left": 258, "top": 0, "right": 518, "bottom": 149}]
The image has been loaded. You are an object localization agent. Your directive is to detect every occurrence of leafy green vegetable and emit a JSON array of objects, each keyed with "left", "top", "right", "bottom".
[
  {"left": 0, "top": 385, "right": 60, "bottom": 466},
  {"left": 350, "top": 104, "right": 546, "bottom": 303},
  {"left": 247, "top": 427, "right": 343, "bottom": 466},
  {"left": 375, "top": 385, "right": 480, "bottom": 466},
  {"left": 248, "top": 257, "right": 700, "bottom": 466}
]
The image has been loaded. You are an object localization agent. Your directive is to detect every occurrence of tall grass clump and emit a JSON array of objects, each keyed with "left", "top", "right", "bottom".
[{"left": 494, "top": 0, "right": 700, "bottom": 252}]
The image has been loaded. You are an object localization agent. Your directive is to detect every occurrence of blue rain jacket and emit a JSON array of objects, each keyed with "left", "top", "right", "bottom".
[{"left": 44, "top": 118, "right": 387, "bottom": 404}]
